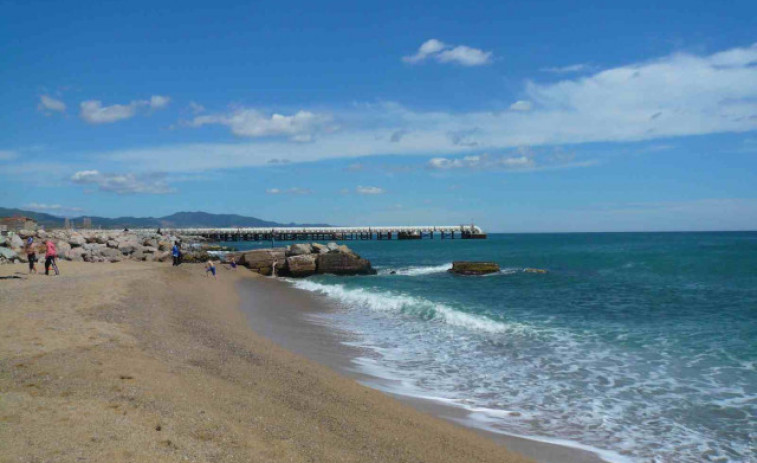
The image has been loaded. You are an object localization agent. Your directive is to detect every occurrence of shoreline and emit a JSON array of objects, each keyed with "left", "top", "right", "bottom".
[
  {"left": 0, "top": 261, "right": 534, "bottom": 462},
  {"left": 237, "top": 275, "right": 610, "bottom": 463}
]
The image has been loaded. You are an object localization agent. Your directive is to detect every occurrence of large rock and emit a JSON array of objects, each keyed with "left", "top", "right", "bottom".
[
  {"left": 36, "top": 230, "right": 47, "bottom": 240},
  {"left": 326, "top": 242, "right": 340, "bottom": 251},
  {"left": 17, "top": 229, "right": 35, "bottom": 239},
  {"left": 239, "top": 249, "right": 286, "bottom": 276},
  {"left": 68, "top": 234, "right": 86, "bottom": 247},
  {"left": 10, "top": 234, "right": 24, "bottom": 250},
  {"left": 158, "top": 241, "right": 172, "bottom": 251},
  {"left": 449, "top": 261, "right": 500, "bottom": 276},
  {"left": 287, "top": 243, "right": 312, "bottom": 256},
  {"left": 65, "top": 247, "right": 87, "bottom": 262},
  {"left": 117, "top": 241, "right": 139, "bottom": 255},
  {"left": 310, "top": 243, "right": 329, "bottom": 254},
  {"left": 94, "top": 235, "right": 109, "bottom": 244},
  {"left": 0, "top": 236, "right": 7, "bottom": 247},
  {"left": 316, "top": 252, "right": 375, "bottom": 276},
  {"left": 286, "top": 254, "right": 317, "bottom": 277},
  {"left": 156, "top": 251, "right": 172, "bottom": 263},
  {"left": 106, "top": 240, "right": 119, "bottom": 248},
  {"left": 56, "top": 241, "right": 72, "bottom": 256},
  {"left": 0, "top": 247, "right": 18, "bottom": 261}
]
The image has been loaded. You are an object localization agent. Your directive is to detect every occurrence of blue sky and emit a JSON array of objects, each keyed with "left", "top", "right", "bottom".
[{"left": 1, "top": 0, "right": 756, "bottom": 232}]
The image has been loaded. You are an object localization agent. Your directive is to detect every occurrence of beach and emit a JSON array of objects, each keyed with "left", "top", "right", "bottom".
[{"left": 0, "top": 261, "right": 543, "bottom": 463}]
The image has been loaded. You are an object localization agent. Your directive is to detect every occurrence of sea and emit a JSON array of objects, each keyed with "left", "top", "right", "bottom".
[{"left": 224, "top": 232, "right": 757, "bottom": 463}]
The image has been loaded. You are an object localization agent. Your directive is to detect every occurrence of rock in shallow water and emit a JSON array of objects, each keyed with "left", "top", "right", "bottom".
[{"left": 448, "top": 261, "right": 500, "bottom": 276}]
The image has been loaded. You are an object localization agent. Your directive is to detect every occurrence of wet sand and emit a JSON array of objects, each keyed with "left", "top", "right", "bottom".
[
  {"left": 237, "top": 276, "right": 608, "bottom": 463},
  {"left": 0, "top": 262, "right": 535, "bottom": 463}
]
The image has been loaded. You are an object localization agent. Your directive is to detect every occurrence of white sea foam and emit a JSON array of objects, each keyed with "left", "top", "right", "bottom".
[
  {"left": 290, "top": 279, "right": 523, "bottom": 334},
  {"left": 377, "top": 263, "right": 452, "bottom": 276}
]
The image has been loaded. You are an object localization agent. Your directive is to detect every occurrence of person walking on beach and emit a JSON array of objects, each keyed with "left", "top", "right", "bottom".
[
  {"left": 44, "top": 239, "right": 59, "bottom": 276},
  {"left": 172, "top": 243, "right": 181, "bottom": 266},
  {"left": 205, "top": 260, "right": 216, "bottom": 279},
  {"left": 25, "top": 237, "right": 37, "bottom": 274}
]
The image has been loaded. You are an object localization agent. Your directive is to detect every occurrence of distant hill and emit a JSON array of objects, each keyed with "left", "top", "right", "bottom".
[{"left": 0, "top": 208, "right": 330, "bottom": 229}]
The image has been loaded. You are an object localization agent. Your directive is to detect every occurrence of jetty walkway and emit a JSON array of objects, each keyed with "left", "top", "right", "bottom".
[{"left": 142, "top": 225, "right": 486, "bottom": 241}]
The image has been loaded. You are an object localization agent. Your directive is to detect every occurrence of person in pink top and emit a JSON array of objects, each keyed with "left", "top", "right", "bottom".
[{"left": 44, "top": 240, "right": 59, "bottom": 276}]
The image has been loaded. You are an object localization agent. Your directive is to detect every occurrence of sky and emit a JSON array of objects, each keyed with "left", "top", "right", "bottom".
[{"left": 1, "top": 0, "right": 756, "bottom": 232}]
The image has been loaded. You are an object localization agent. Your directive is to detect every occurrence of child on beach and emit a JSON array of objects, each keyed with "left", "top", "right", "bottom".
[
  {"left": 25, "top": 237, "right": 37, "bottom": 274},
  {"left": 172, "top": 243, "right": 181, "bottom": 266},
  {"left": 44, "top": 239, "right": 59, "bottom": 276},
  {"left": 205, "top": 260, "right": 216, "bottom": 279}
]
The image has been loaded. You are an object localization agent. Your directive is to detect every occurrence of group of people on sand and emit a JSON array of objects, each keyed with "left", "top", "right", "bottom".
[{"left": 24, "top": 237, "right": 59, "bottom": 276}]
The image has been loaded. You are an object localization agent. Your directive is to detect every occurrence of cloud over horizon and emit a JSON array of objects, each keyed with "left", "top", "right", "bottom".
[
  {"left": 55, "top": 43, "right": 757, "bottom": 174},
  {"left": 70, "top": 170, "right": 176, "bottom": 194}
]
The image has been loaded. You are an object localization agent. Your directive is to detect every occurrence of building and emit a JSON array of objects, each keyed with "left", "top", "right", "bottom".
[{"left": 0, "top": 216, "right": 38, "bottom": 232}]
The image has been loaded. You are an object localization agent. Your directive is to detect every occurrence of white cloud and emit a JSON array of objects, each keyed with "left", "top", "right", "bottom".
[
  {"left": 265, "top": 187, "right": 313, "bottom": 195},
  {"left": 98, "top": 44, "right": 757, "bottom": 172},
  {"left": 437, "top": 45, "right": 493, "bottom": 66},
  {"left": 403, "top": 39, "right": 492, "bottom": 66},
  {"left": 38, "top": 95, "right": 66, "bottom": 113},
  {"left": 509, "top": 100, "right": 533, "bottom": 111},
  {"left": 70, "top": 170, "right": 175, "bottom": 194},
  {"left": 356, "top": 186, "right": 384, "bottom": 195},
  {"left": 79, "top": 95, "right": 170, "bottom": 124},
  {"left": 23, "top": 203, "right": 84, "bottom": 214},
  {"left": 428, "top": 153, "right": 535, "bottom": 170},
  {"left": 402, "top": 39, "right": 447, "bottom": 63},
  {"left": 542, "top": 64, "right": 590, "bottom": 74},
  {"left": 188, "top": 101, "right": 205, "bottom": 114},
  {"left": 190, "top": 109, "right": 334, "bottom": 142},
  {"left": 149, "top": 95, "right": 171, "bottom": 109},
  {"left": 0, "top": 150, "right": 17, "bottom": 161}
]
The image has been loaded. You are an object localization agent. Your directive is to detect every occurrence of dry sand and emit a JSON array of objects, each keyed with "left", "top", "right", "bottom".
[{"left": 0, "top": 261, "right": 536, "bottom": 463}]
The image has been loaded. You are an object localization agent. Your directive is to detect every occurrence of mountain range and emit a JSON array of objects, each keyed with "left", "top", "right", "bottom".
[{"left": 0, "top": 208, "right": 330, "bottom": 229}]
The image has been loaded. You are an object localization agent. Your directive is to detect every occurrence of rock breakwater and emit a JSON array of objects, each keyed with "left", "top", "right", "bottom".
[
  {"left": 231, "top": 242, "right": 375, "bottom": 277},
  {"left": 0, "top": 229, "right": 210, "bottom": 264}
]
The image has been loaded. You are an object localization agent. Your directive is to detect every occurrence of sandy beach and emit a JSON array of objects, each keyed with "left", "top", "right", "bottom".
[{"left": 0, "top": 261, "right": 537, "bottom": 463}]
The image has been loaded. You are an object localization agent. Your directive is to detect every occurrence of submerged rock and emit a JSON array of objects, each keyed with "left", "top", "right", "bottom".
[
  {"left": 524, "top": 268, "right": 548, "bottom": 274},
  {"left": 449, "top": 261, "right": 500, "bottom": 276}
]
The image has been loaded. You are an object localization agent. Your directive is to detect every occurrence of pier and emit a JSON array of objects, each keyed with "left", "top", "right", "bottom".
[{"left": 147, "top": 225, "right": 486, "bottom": 242}]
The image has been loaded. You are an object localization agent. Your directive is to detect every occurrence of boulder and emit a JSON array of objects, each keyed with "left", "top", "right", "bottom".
[
  {"left": 18, "top": 229, "right": 35, "bottom": 239},
  {"left": 142, "top": 246, "right": 158, "bottom": 254},
  {"left": 36, "top": 230, "right": 47, "bottom": 240},
  {"left": 156, "top": 251, "right": 172, "bottom": 263},
  {"left": 95, "top": 235, "right": 109, "bottom": 244},
  {"left": 117, "top": 241, "right": 139, "bottom": 255},
  {"left": 158, "top": 241, "right": 172, "bottom": 251},
  {"left": 143, "top": 238, "right": 158, "bottom": 248},
  {"left": 287, "top": 243, "right": 312, "bottom": 256},
  {"left": 310, "top": 243, "right": 329, "bottom": 254},
  {"left": 286, "top": 254, "right": 317, "bottom": 277},
  {"left": 0, "top": 236, "right": 7, "bottom": 247},
  {"left": 334, "top": 244, "right": 352, "bottom": 254},
  {"left": 316, "top": 252, "right": 375, "bottom": 275},
  {"left": 326, "top": 242, "right": 340, "bottom": 251},
  {"left": 131, "top": 249, "right": 145, "bottom": 261},
  {"left": 448, "top": 261, "right": 500, "bottom": 276},
  {"left": 10, "top": 234, "right": 24, "bottom": 249},
  {"left": 65, "top": 247, "right": 87, "bottom": 262},
  {"left": 239, "top": 249, "right": 286, "bottom": 276},
  {"left": 0, "top": 247, "right": 18, "bottom": 261},
  {"left": 68, "top": 234, "right": 86, "bottom": 247},
  {"left": 107, "top": 240, "right": 119, "bottom": 248},
  {"left": 101, "top": 248, "right": 120, "bottom": 259},
  {"left": 56, "top": 241, "right": 72, "bottom": 256}
]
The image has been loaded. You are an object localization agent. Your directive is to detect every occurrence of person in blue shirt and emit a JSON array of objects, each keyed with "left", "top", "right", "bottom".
[{"left": 172, "top": 243, "right": 180, "bottom": 266}]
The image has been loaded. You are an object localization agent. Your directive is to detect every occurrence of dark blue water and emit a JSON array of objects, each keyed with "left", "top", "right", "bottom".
[{"left": 230, "top": 233, "right": 757, "bottom": 462}]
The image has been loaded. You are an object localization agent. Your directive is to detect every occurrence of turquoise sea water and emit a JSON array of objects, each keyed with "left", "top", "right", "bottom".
[{"left": 229, "top": 233, "right": 757, "bottom": 462}]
